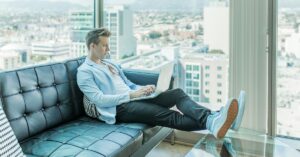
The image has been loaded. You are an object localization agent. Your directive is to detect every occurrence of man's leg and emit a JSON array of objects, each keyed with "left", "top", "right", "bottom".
[
  {"left": 147, "top": 88, "right": 211, "bottom": 127},
  {"left": 116, "top": 101, "right": 206, "bottom": 131},
  {"left": 126, "top": 88, "right": 239, "bottom": 139},
  {"left": 146, "top": 88, "right": 239, "bottom": 139}
]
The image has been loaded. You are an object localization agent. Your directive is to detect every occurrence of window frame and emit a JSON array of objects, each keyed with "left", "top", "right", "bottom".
[
  {"left": 268, "top": 0, "right": 277, "bottom": 137},
  {"left": 95, "top": 0, "right": 103, "bottom": 28}
]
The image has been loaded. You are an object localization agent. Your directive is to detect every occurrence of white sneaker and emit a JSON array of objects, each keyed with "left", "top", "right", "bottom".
[{"left": 206, "top": 99, "right": 238, "bottom": 139}]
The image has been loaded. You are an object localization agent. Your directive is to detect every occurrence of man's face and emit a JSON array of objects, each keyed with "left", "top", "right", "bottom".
[{"left": 90, "top": 36, "right": 110, "bottom": 60}]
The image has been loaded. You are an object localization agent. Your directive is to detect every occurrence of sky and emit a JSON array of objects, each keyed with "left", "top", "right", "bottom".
[{"left": 1, "top": 0, "right": 300, "bottom": 8}]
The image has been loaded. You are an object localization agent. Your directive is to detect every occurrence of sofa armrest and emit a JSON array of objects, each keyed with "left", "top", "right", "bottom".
[{"left": 123, "top": 69, "right": 174, "bottom": 89}]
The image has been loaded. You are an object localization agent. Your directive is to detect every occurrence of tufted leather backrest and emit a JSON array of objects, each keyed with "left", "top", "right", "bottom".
[
  {"left": 64, "top": 56, "right": 85, "bottom": 117},
  {"left": 0, "top": 59, "right": 84, "bottom": 141}
]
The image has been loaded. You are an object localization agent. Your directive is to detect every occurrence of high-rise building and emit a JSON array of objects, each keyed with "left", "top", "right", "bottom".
[
  {"left": 69, "top": 10, "right": 94, "bottom": 42},
  {"left": 203, "top": 1, "right": 229, "bottom": 54},
  {"left": 180, "top": 53, "right": 228, "bottom": 109},
  {"left": 104, "top": 5, "right": 136, "bottom": 60},
  {"left": 69, "top": 10, "right": 94, "bottom": 58},
  {"left": 68, "top": 7, "right": 136, "bottom": 60}
]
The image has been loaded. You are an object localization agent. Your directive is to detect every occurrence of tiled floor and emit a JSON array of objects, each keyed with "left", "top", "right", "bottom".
[{"left": 146, "top": 142, "right": 192, "bottom": 157}]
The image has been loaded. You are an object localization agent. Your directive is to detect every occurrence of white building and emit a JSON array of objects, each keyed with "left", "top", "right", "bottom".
[
  {"left": 70, "top": 42, "right": 88, "bottom": 58},
  {"left": 104, "top": 5, "right": 137, "bottom": 60},
  {"left": 31, "top": 42, "right": 69, "bottom": 62},
  {"left": 278, "top": 24, "right": 296, "bottom": 56},
  {"left": 0, "top": 51, "right": 21, "bottom": 71},
  {"left": 1, "top": 43, "right": 30, "bottom": 64},
  {"left": 180, "top": 53, "right": 229, "bottom": 110},
  {"left": 284, "top": 33, "right": 300, "bottom": 58},
  {"left": 203, "top": 1, "right": 229, "bottom": 54},
  {"left": 190, "top": 22, "right": 202, "bottom": 32},
  {"left": 0, "top": 38, "right": 5, "bottom": 47}
]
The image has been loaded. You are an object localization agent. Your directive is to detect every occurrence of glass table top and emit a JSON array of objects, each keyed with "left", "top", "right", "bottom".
[{"left": 185, "top": 129, "right": 300, "bottom": 157}]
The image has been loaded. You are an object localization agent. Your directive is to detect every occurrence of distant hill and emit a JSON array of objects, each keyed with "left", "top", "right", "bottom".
[
  {"left": 279, "top": 0, "right": 300, "bottom": 8},
  {"left": 105, "top": 0, "right": 205, "bottom": 12},
  {"left": 1, "top": 0, "right": 299, "bottom": 13},
  {"left": 0, "top": 0, "right": 89, "bottom": 12},
  {"left": 132, "top": 0, "right": 204, "bottom": 12}
]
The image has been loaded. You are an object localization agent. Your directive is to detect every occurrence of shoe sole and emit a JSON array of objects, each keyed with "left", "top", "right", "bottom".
[
  {"left": 217, "top": 99, "right": 238, "bottom": 138},
  {"left": 232, "top": 91, "right": 246, "bottom": 131}
]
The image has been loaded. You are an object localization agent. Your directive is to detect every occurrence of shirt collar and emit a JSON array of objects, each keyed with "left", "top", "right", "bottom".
[
  {"left": 85, "top": 57, "right": 110, "bottom": 68},
  {"left": 85, "top": 57, "right": 96, "bottom": 66}
]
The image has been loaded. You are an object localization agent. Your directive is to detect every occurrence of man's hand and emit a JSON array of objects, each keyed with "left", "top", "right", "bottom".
[
  {"left": 129, "top": 85, "right": 156, "bottom": 99},
  {"left": 141, "top": 85, "right": 155, "bottom": 95},
  {"left": 129, "top": 89, "right": 146, "bottom": 99}
]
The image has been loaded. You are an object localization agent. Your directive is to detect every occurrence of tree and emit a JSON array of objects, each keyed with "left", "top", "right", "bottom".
[
  {"left": 209, "top": 49, "right": 225, "bottom": 54},
  {"left": 148, "top": 31, "right": 162, "bottom": 39},
  {"left": 121, "top": 53, "right": 134, "bottom": 59},
  {"left": 186, "top": 24, "right": 192, "bottom": 30}
]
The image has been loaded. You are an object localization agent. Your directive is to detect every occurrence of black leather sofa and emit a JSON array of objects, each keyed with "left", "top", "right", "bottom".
[{"left": 0, "top": 57, "right": 173, "bottom": 157}]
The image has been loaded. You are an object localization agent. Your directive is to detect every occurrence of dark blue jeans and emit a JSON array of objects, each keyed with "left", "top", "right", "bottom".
[{"left": 116, "top": 88, "right": 211, "bottom": 131}]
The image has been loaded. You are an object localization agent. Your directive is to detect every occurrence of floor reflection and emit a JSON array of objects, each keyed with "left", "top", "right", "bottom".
[{"left": 186, "top": 130, "right": 300, "bottom": 157}]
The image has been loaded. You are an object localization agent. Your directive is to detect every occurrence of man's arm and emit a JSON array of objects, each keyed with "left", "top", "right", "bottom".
[
  {"left": 77, "top": 68, "right": 130, "bottom": 108},
  {"left": 116, "top": 64, "right": 143, "bottom": 90}
]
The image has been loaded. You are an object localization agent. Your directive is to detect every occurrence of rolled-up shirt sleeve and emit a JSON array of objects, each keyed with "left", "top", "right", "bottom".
[{"left": 77, "top": 69, "right": 130, "bottom": 108}]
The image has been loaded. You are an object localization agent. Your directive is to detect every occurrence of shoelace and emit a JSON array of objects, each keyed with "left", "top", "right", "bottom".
[{"left": 207, "top": 107, "right": 225, "bottom": 129}]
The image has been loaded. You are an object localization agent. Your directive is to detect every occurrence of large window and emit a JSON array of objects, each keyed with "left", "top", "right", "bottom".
[
  {"left": 0, "top": 0, "right": 230, "bottom": 110},
  {"left": 0, "top": 0, "right": 94, "bottom": 71},
  {"left": 277, "top": 0, "right": 300, "bottom": 138},
  {"left": 103, "top": 0, "right": 230, "bottom": 109}
]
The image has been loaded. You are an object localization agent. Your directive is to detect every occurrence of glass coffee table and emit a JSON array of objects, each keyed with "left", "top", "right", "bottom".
[{"left": 185, "top": 129, "right": 300, "bottom": 157}]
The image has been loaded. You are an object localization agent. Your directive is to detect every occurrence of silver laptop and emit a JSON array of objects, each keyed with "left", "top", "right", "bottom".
[{"left": 131, "top": 63, "right": 174, "bottom": 101}]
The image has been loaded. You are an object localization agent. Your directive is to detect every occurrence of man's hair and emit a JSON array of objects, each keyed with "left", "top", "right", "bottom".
[{"left": 86, "top": 28, "right": 111, "bottom": 50}]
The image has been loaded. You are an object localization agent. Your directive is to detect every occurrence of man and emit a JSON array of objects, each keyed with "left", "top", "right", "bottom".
[{"left": 77, "top": 28, "right": 246, "bottom": 139}]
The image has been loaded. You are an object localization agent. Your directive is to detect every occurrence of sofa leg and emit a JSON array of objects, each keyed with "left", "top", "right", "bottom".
[{"left": 170, "top": 130, "right": 175, "bottom": 145}]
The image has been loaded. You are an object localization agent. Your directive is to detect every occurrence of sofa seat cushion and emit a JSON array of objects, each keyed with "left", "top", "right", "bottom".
[
  {"left": 78, "top": 117, "right": 162, "bottom": 144},
  {"left": 120, "top": 123, "right": 162, "bottom": 144},
  {"left": 20, "top": 117, "right": 143, "bottom": 157}
]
